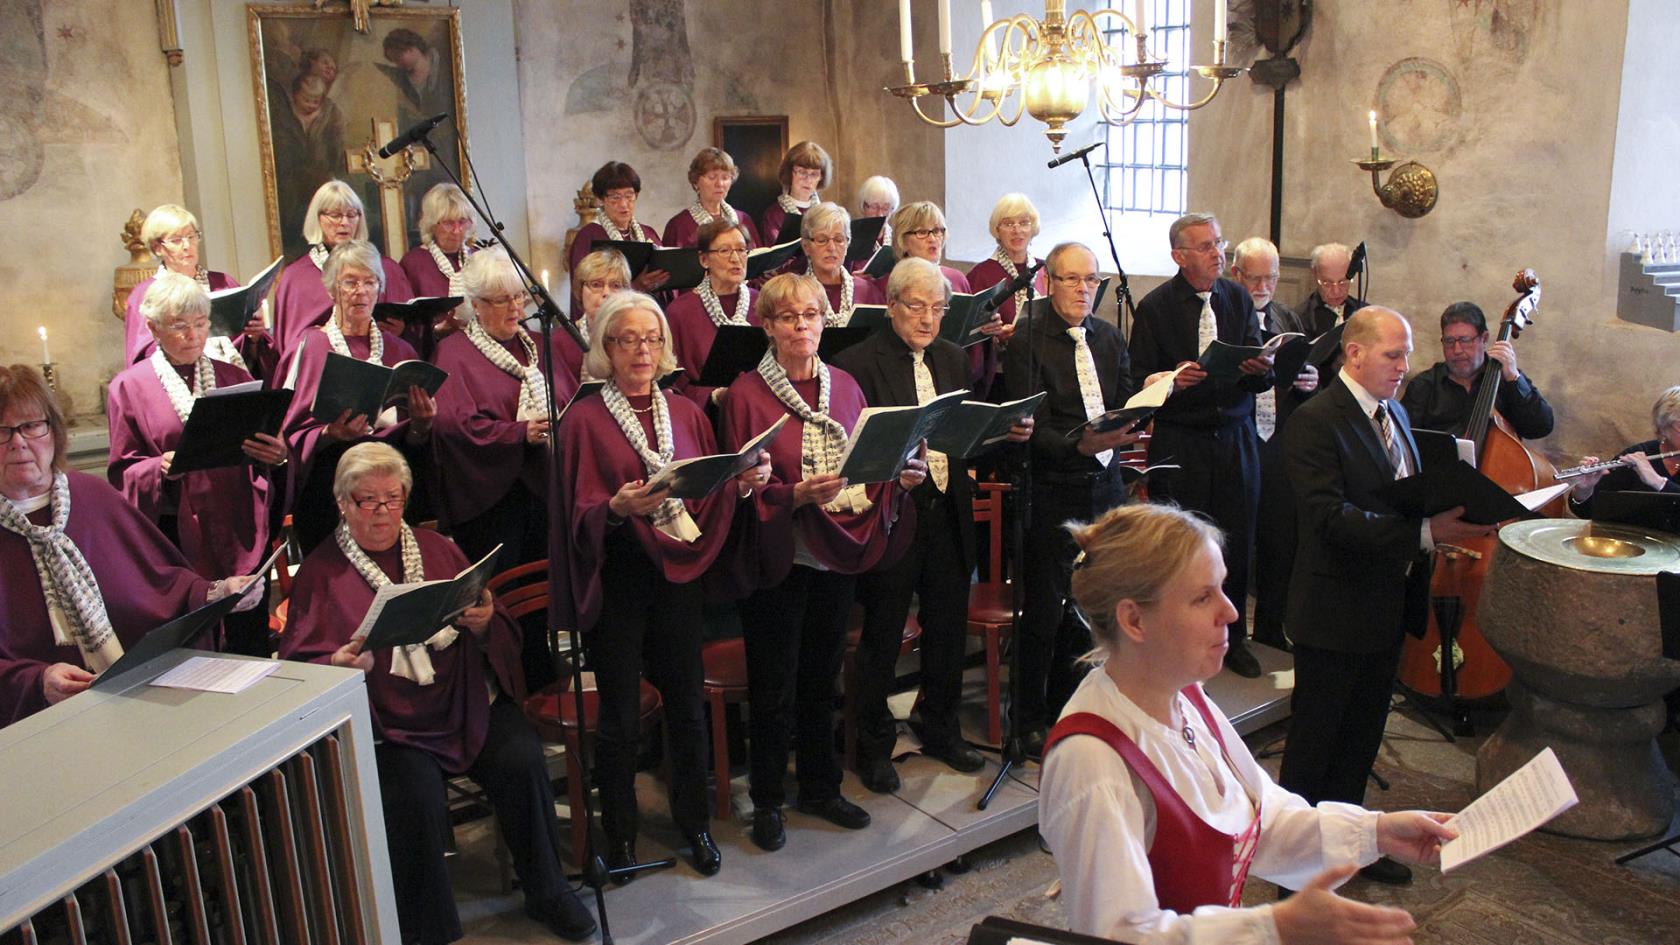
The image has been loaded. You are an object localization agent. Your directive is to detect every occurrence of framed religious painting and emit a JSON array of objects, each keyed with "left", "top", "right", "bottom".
[
  {"left": 713, "top": 116, "right": 787, "bottom": 230},
  {"left": 247, "top": 3, "right": 470, "bottom": 261}
]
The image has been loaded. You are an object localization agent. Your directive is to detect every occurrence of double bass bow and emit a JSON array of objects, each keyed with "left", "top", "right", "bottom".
[{"left": 1397, "top": 270, "right": 1564, "bottom": 729}]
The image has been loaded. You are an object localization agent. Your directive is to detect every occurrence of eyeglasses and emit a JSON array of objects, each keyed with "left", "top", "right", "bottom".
[
  {"left": 320, "top": 210, "right": 363, "bottom": 223},
  {"left": 702, "top": 246, "right": 748, "bottom": 259},
  {"left": 352, "top": 495, "right": 407, "bottom": 513},
  {"left": 998, "top": 218, "right": 1034, "bottom": 232},
  {"left": 806, "top": 235, "right": 849, "bottom": 247},
  {"left": 581, "top": 280, "right": 626, "bottom": 294},
  {"left": 1440, "top": 335, "right": 1482, "bottom": 349},
  {"left": 1232, "top": 268, "right": 1279, "bottom": 286},
  {"left": 791, "top": 166, "right": 824, "bottom": 181},
  {"left": 609, "top": 333, "right": 665, "bottom": 350},
  {"left": 1178, "top": 240, "right": 1228, "bottom": 256},
  {"left": 159, "top": 233, "right": 200, "bottom": 248},
  {"left": 336, "top": 278, "right": 380, "bottom": 294},
  {"left": 0, "top": 419, "right": 51, "bottom": 445},
  {"left": 158, "top": 318, "right": 210, "bottom": 337},
  {"left": 904, "top": 227, "right": 947, "bottom": 239},
  {"left": 769, "top": 310, "right": 823, "bottom": 326},
  {"left": 895, "top": 300, "right": 947, "bottom": 317},
  {"left": 481, "top": 292, "right": 531, "bottom": 309},
  {"left": 1053, "top": 274, "right": 1103, "bottom": 289},
  {"left": 1316, "top": 278, "right": 1350, "bottom": 289},
  {"left": 434, "top": 218, "right": 472, "bottom": 230},
  {"left": 600, "top": 190, "right": 638, "bottom": 204}
]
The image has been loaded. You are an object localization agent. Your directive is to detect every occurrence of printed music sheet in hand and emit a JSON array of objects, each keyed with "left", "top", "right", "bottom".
[
  {"left": 308, "top": 353, "right": 448, "bottom": 425},
  {"left": 1439, "top": 747, "right": 1578, "bottom": 872},
  {"left": 170, "top": 386, "right": 295, "bottom": 474},
  {"left": 354, "top": 544, "right": 503, "bottom": 650},
  {"left": 207, "top": 256, "right": 283, "bottom": 338},
  {"left": 644, "top": 416, "right": 791, "bottom": 500}
]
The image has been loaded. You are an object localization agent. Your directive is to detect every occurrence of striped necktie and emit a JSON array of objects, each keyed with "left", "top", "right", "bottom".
[{"left": 1374, "top": 402, "right": 1407, "bottom": 478}]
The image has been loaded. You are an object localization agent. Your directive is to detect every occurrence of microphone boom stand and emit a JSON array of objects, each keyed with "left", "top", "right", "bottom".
[
  {"left": 414, "top": 129, "right": 673, "bottom": 945},
  {"left": 1072, "top": 150, "right": 1136, "bottom": 331}
]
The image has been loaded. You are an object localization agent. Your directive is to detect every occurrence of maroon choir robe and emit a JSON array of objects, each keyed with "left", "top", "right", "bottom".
[
  {"left": 277, "top": 328, "right": 421, "bottom": 511},
  {"left": 661, "top": 206, "right": 761, "bottom": 250},
  {"left": 758, "top": 200, "right": 815, "bottom": 248},
  {"left": 106, "top": 359, "right": 272, "bottom": 577},
  {"left": 397, "top": 244, "right": 465, "bottom": 301},
  {"left": 0, "top": 471, "right": 214, "bottom": 726},
  {"left": 271, "top": 253, "right": 414, "bottom": 359},
  {"left": 961, "top": 257, "right": 1044, "bottom": 397},
  {"left": 279, "top": 528, "right": 524, "bottom": 773},
  {"left": 820, "top": 274, "right": 886, "bottom": 313},
  {"left": 549, "top": 317, "right": 590, "bottom": 383},
  {"left": 718, "top": 369, "right": 912, "bottom": 591},
  {"left": 567, "top": 221, "right": 662, "bottom": 279},
  {"left": 430, "top": 330, "right": 578, "bottom": 531},
  {"left": 556, "top": 391, "right": 741, "bottom": 632},
  {"left": 874, "top": 262, "right": 970, "bottom": 298},
  {"left": 665, "top": 286, "right": 759, "bottom": 409},
  {"left": 124, "top": 272, "right": 280, "bottom": 381}
]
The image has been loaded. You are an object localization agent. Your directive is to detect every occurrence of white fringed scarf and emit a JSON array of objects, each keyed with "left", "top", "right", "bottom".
[
  {"left": 600, "top": 382, "right": 701, "bottom": 542},
  {"left": 337, "top": 520, "right": 458, "bottom": 686},
  {"left": 464, "top": 317, "right": 548, "bottom": 422},
  {"left": 698, "top": 277, "right": 752, "bottom": 327},
  {"left": 0, "top": 474, "right": 123, "bottom": 672},
  {"left": 756, "top": 350, "right": 870, "bottom": 514},
  {"left": 150, "top": 348, "right": 217, "bottom": 423}
]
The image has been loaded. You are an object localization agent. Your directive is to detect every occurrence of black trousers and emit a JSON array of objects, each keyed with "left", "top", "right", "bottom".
[
  {"left": 585, "top": 532, "right": 709, "bottom": 839},
  {"left": 450, "top": 481, "right": 554, "bottom": 692},
  {"left": 374, "top": 700, "right": 571, "bottom": 945},
  {"left": 1252, "top": 430, "right": 1296, "bottom": 645},
  {"left": 739, "top": 565, "right": 856, "bottom": 809},
  {"left": 1147, "top": 418, "right": 1261, "bottom": 646},
  {"left": 853, "top": 489, "right": 970, "bottom": 761},
  {"left": 1017, "top": 475, "right": 1118, "bottom": 732},
  {"left": 1277, "top": 643, "right": 1403, "bottom": 805}
]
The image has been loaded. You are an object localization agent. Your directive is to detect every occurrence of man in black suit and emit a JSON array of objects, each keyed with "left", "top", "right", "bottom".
[
  {"left": 1002, "top": 242, "right": 1140, "bottom": 754},
  {"left": 1231, "top": 237, "right": 1321, "bottom": 652},
  {"left": 1296, "top": 242, "right": 1367, "bottom": 334},
  {"left": 1130, "top": 213, "right": 1274, "bottom": 677},
  {"left": 835, "top": 257, "right": 1031, "bottom": 790},
  {"left": 1279, "top": 306, "right": 1491, "bottom": 886}
]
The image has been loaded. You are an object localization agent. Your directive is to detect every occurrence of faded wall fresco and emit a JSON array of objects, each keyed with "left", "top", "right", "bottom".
[
  {"left": 514, "top": 0, "right": 946, "bottom": 284},
  {"left": 1190, "top": 0, "right": 1673, "bottom": 459},
  {"left": 0, "top": 0, "right": 183, "bottom": 425}
]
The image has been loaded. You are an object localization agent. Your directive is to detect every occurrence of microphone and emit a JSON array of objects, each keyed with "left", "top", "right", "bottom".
[
  {"left": 1047, "top": 141, "right": 1103, "bottom": 169},
  {"left": 378, "top": 113, "right": 448, "bottom": 159},
  {"left": 981, "top": 259, "right": 1046, "bottom": 313},
  {"left": 1346, "top": 240, "right": 1368, "bottom": 280}
]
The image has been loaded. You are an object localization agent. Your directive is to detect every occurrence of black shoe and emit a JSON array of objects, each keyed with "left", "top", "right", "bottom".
[
  {"left": 1224, "top": 641, "right": 1264, "bottom": 678},
  {"left": 858, "top": 757, "right": 900, "bottom": 794},
  {"left": 686, "top": 830, "right": 722, "bottom": 876},
  {"left": 1358, "top": 856, "right": 1413, "bottom": 886},
  {"left": 1019, "top": 727, "right": 1048, "bottom": 760},
  {"left": 925, "top": 740, "right": 986, "bottom": 773},
  {"left": 525, "top": 890, "right": 597, "bottom": 941},
  {"left": 751, "top": 807, "right": 786, "bottom": 851},
  {"left": 605, "top": 838, "right": 636, "bottom": 885},
  {"left": 796, "top": 795, "right": 872, "bottom": 830}
]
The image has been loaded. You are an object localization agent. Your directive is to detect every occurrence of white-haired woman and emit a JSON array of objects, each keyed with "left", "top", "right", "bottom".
[
  {"left": 718, "top": 273, "right": 924, "bottom": 853},
  {"left": 279, "top": 443, "right": 595, "bottom": 945},
  {"left": 106, "top": 273, "right": 287, "bottom": 655},
  {"left": 964, "top": 193, "right": 1047, "bottom": 396},
  {"left": 272, "top": 180, "right": 414, "bottom": 358},
  {"left": 557, "top": 292, "right": 768, "bottom": 880},
  {"left": 277, "top": 240, "right": 435, "bottom": 556},
  {"left": 2, "top": 365, "right": 262, "bottom": 727},
  {"left": 1039, "top": 503, "right": 1454, "bottom": 945},
  {"left": 123, "top": 204, "right": 275, "bottom": 378},
  {"left": 801, "top": 202, "right": 885, "bottom": 326},
  {"left": 854, "top": 175, "right": 900, "bottom": 269},
  {"left": 661, "top": 147, "right": 762, "bottom": 250}
]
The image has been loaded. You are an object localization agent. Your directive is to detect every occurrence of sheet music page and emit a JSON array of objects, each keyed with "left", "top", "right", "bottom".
[
  {"left": 1516, "top": 483, "right": 1571, "bottom": 511},
  {"left": 1440, "top": 747, "right": 1578, "bottom": 872},
  {"left": 149, "top": 656, "right": 279, "bottom": 694},
  {"left": 1126, "top": 365, "right": 1187, "bottom": 409}
]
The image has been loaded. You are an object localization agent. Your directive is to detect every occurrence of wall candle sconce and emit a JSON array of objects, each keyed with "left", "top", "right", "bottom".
[{"left": 1355, "top": 111, "right": 1438, "bottom": 218}]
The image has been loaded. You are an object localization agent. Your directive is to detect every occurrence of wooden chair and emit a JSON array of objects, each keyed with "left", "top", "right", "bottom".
[
  {"left": 842, "top": 608, "right": 922, "bottom": 768},
  {"left": 700, "top": 638, "right": 750, "bottom": 819},
  {"left": 510, "top": 588, "right": 663, "bottom": 866},
  {"left": 967, "top": 481, "right": 1014, "bottom": 745},
  {"left": 267, "top": 515, "right": 296, "bottom": 637}
]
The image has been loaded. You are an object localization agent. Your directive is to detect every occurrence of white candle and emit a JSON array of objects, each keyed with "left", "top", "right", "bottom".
[
  {"left": 1369, "top": 110, "right": 1380, "bottom": 152},
  {"left": 1135, "top": 0, "right": 1148, "bottom": 37},
  {"left": 937, "top": 0, "right": 952, "bottom": 56},
  {"left": 541, "top": 268, "right": 550, "bottom": 291},
  {"left": 1214, "top": 0, "right": 1227, "bottom": 43},
  {"left": 899, "top": 0, "right": 914, "bottom": 62},
  {"left": 980, "top": 0, "right": 993, "bottom": 27},
  {"left": 38, "top": 326, "right": 48, "bottom": 364}
]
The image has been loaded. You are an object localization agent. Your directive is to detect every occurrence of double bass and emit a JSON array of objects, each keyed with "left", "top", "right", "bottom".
[{"left": 1396, "top": 270, "right": 1564, "bottom": 729}]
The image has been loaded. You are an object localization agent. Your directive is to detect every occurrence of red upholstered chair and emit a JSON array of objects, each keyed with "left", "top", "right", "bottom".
[
  {"left": 508, "top": 582, "right": 663, "bottom": 866},
  {"left": 701, "top": 638, "right": 751, "bottom": 819},
  {"left": 841, "top": 607, "right": 922, "bottom": 768},
  {"left": 967, "top": 481, "right": 1013, "bottom": 745}
]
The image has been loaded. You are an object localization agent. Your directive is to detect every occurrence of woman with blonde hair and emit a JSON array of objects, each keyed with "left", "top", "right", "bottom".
[
  {"left": 559, "top": 248, "right": 633, "bottom": 381},
  {"left": 882, "top": 200, "right": 971, "bottom": 294},
  {"left": 661, "top": 147, "right": 762, "bottom": 250},
  {"left": 123, "top": 203, "right": 275, "bottom": 378},
  {"left": 1039, "top": 503, "right": 1455, "bottom": 945},
  {"left": 271, "top": 180, "right": 413, "bottom": 357}
]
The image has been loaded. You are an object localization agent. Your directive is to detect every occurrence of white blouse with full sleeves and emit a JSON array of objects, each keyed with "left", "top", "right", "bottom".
[{"left": 1038, "top": 668, "right": 1382, "bottom": 945}]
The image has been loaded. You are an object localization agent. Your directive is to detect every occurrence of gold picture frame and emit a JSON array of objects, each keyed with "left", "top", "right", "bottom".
[{"left": 247, "top": 3, "right": 470, "bottom": 261}]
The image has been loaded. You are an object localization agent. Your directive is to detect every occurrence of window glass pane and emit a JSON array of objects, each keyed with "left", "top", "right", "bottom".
[{"left": 1100, "top": 0, "right": 1188, "bottom": 217}]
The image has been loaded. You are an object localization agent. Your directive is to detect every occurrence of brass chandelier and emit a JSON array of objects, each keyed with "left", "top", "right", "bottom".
[{"left": 888, "top": 0, "right": 1242, "bottom": 152}]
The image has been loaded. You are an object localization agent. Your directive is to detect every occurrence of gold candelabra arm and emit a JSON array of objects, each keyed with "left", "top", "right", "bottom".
[{"left": 1351, "top": 155, "right": 1438, "bottom": 218}]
